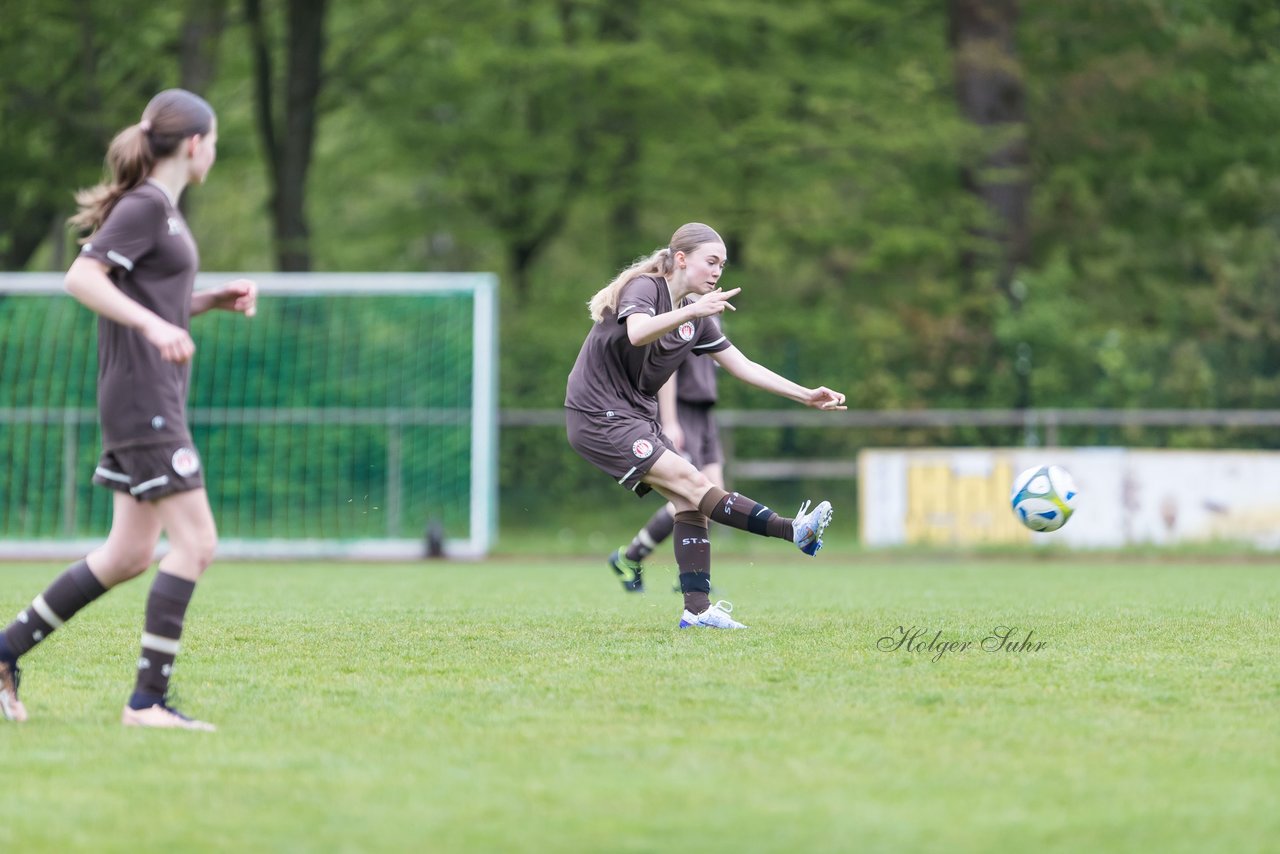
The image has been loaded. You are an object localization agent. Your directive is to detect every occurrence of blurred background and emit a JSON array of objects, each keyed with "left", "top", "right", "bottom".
[{"left": 3, "top": 0, "right": 1279, "bottom": 554}]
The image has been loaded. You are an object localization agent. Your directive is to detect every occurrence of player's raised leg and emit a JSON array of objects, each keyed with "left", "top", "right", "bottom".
[
  {"left": 0, "top": 493, "right": 162, "bottom": 723},
  {"left": 121, "top": 488, "right": 218, "bottom": 732},
  {"left": 0, "top": 563, "right": 107, "bottom": 723},
  {"left": 644, "top": 454, "right": 833, "bottom": 556},
  {"left": 608, "top": 504, "right": 675, "bottom": 593}
]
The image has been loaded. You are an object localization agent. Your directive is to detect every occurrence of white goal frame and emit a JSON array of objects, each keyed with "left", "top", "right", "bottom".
[{"left": 0, "top": 272, "right": 498, "bottom": 560}]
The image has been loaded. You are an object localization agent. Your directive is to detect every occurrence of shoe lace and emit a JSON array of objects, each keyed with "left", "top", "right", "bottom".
[
  {"left": 711, "top": 600, "right": 734, "bottom": 614},
  {"left": 796, "top": 500, "right": 812, "bottom": 519}
]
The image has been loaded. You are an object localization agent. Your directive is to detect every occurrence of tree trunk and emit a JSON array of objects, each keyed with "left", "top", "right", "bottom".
[
  {"left": 949, "top": 0, "right": 1031, "bottom": 407},
  {"left": 598, "top": 3, "right": 641, "bottom": 253},
  {"left": 949, "top": 0, "right": 1029, "bottom": 304},
  {"left": 179, "top": 0, "right": 229, "bottom": 224},
  {"left": 245, "top": 0, "right": 327, "bottom": 271}
]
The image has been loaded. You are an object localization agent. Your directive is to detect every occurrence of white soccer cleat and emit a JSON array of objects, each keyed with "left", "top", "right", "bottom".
[
  {"left": 0, "top": 659, "right": 27, "bottom": 723},
  {"left": 793, "top": 499, "right": 833, "bottom": 556},
  {"left": 122, "top": 701, "right": 216, "bottom": 732},
  {"left": 679, "top": 600, "right": 749, "bottom": 629}
]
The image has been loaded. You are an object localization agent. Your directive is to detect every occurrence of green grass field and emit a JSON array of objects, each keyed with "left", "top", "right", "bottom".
[{"left": 2, "top": 553, "right": 1277, "bottom": 853}]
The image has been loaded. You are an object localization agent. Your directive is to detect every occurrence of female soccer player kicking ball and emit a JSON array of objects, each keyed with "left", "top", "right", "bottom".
[
  {"left": 0, "top": 89, "right": 257, "bottom": 729},
  {"left": 565, "top": 222, "right": 845, "bottom": 628}
]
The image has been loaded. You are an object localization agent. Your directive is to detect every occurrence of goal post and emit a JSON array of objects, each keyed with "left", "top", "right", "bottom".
[{"left": 0, "top": 272, "right": 498, "bottom": 560}]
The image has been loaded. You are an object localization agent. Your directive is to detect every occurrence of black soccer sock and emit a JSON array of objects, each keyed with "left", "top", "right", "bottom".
[
  {"left": 698, "top": 487, "right": 794, "bottom": 541},
  {"left": 2, "top": 559, "right": 107, "bottom": 659},
  {"left": 624, "top": 506, "right": 676, "bottom": 563},
  {"left": 132, "top": 571, "right": 197, "bottom": 705},
  {"left": 673, "top": 511, "right": 712, "bottom": 614}
]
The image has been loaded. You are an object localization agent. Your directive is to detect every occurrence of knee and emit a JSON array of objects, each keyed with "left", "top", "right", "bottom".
[
  {"left": 172, "top": 529, "right": 218, "bottom": 577},
  {"left": 190, "top": 531, "right": 219, "bottom": 574},
  {"left": 674, "top": 468, "right": 714, "bottom": 505}
]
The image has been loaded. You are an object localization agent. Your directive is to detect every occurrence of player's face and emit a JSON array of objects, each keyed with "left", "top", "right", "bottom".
[
  {"left": 188, "top": 118, "right": 219, "bottom": 184},
  {"left": 681, "top": 242, "right": 728, "bottom": 294}
]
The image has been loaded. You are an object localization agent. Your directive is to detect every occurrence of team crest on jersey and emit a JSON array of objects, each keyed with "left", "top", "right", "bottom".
[
  {"left": 167, "top": 217, "right": 184, "bottom": 235},
  {"left": 677, "top": 321, "right": 695, "bottom": 341},
  {"left": 171, "top": 447, "right": 201, "bottom": 477},
  {"left": 631, "top": 439, "right": 654, "bottom": 459}
]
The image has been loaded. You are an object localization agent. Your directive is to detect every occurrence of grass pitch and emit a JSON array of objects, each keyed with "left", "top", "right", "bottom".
[{"left": 1, "top": 553, "right": 1277, "bottom": 853}]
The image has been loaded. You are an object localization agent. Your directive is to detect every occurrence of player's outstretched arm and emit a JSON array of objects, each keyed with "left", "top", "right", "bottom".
[{"left": 712, "top": 345, "right": 847, "bottom": 410}]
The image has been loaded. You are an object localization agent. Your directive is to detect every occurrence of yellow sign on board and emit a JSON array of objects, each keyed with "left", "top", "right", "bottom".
[{"left": 903, "top": 459, "right": 1031, "bottom": 545}]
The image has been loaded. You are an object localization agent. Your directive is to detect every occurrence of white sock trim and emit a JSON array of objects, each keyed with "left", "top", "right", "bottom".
[
  {"left": 140, "top": 632, "right": 180, "bottom": 655},
  {"left": 30, "top": 595, "right": 64, "bottom": 629}
]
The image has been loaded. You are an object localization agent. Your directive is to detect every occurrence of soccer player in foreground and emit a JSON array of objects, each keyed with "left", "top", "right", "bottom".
[
  {"left": 0, "top": 89, "right": 257, "bottom": 730},
  {"left": 566, "top": 222, "right": 846, "bottom": 628},
  {"left": 607, "top": 345, "right": 729, "bottom": 594}
]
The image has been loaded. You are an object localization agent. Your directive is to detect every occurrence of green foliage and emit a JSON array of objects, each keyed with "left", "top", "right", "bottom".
[{"left": 6, "top": 0, "right": 1280, "bottom": 522}]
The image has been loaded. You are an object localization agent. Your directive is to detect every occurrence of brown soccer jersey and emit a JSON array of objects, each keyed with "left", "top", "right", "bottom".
[
  {"left": 78, "top": 180, "right": 198, "bottom": 450},
  {"left": 565, "top": 275, "right": 731, "bottom": 420}
]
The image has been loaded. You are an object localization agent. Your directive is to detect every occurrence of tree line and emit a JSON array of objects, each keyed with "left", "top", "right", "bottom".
[{"left": 3, "top": 0, "right": 1279, "bottom": 421}]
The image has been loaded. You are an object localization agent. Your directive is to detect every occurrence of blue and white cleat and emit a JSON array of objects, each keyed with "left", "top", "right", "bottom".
[
  {"left": 793, "top": 499, "right": 833, "bottom": 556},
  {"left": 678, "top": 600, "right": 748, "bottom": 629}
]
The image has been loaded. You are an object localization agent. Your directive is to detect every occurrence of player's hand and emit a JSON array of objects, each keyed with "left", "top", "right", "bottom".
[
  {"left": 218, "top": 278, "right": 258, "bottom": 317},
  {"left": 144, "top": 318, "right": 196, "bottom": 364},
  {"left": 664, "top": 421, "right": 686, "bottom": 452},
  {"left": 688, "top": 287, "right": 740, "bottom": 317},
  {"left": 806, "top": 387, "right": 847, "bottom": 411}
]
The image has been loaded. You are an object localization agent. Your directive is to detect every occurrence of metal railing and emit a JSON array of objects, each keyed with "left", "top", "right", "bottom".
[{"left": 503, "top": 408, "right": 1280, "bottom": 478}]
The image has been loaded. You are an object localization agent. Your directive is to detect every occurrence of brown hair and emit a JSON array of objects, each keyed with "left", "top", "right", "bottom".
[
  {"left": 587, "top": 222, "right": 724, "bottom": 323},
  {"left": 68, "top": 89, "right": 215, "bottom": 235}
]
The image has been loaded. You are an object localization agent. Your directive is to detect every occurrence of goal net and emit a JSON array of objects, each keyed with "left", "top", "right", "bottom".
[{"left": 0, "top": 273, "right": 497, "bottom": 559}]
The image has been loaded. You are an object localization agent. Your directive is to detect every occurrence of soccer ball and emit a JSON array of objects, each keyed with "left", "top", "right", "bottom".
[{"left": 1010, "top": 465, "right": 1079, "bottom": 532}]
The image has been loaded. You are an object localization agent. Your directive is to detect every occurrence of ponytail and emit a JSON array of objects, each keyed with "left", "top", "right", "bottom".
[
  {"left": 587, "top": 247, "right": 676, "bottom": 323},
  {"left": 68, "top": 88, "right": 215, "bottom": 238},
  {"left": 67, "top": 124, "right": 155, "bottom": 235}
]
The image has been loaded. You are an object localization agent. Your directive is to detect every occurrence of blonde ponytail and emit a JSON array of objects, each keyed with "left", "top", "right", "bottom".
[
  {"left": 587, "top": 247, "right": 675, "bottom": 323},
  {"left": 586, "top": 222, "right": 724, "bottom": 323}
]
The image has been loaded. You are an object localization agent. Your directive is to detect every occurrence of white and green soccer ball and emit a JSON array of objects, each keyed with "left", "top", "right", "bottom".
[{"left": 1010, "top": 465, "right": 1079, "bottom": 532}]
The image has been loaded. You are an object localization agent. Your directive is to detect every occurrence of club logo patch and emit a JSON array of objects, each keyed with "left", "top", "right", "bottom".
[
  {"left": 171, "top": 447, "right": 201, "bottom": 477},
  {"left": 631, "top": 439, "right": 654, "bottom": 459},
  {"left": 168, "top": 217, "right": 184, "bottom": 236},
  {"left": 677, "top": 321, "right": 695, "bottom": 341}
]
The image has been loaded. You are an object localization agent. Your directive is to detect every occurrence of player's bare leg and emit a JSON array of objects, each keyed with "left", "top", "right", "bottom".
[
  {"left": 121, "top": 489, "right": 218, "bottom": 731},
  {"left": 0, "top": 493, "right": 161, "bottom": 723}
]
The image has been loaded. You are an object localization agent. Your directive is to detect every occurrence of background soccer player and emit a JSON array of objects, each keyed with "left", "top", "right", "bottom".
[
  {"left": 565, "top": 222, "right": 845, "bottom": 628},
  {"left": 0, "top": 89, "right": 257, "bottom": 730}
]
